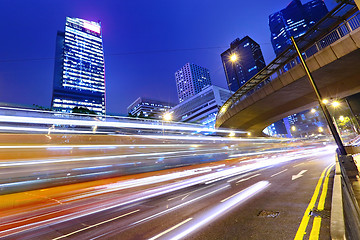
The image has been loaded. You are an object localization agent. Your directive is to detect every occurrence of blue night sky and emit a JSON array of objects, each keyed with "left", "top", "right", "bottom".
[{"left": 0, "top": 0, "right": 338, "bottom": 115}]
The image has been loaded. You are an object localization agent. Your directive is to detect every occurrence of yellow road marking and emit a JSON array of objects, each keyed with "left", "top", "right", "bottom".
[
  {"left": 294, "top": 163, "right": 333, "bottom": 240},
  {"left": 318, "top": 165, "right": 333, "bottom": 211},
  {"left": 309, "top": 216, "right": 322, "bottom": 240}
]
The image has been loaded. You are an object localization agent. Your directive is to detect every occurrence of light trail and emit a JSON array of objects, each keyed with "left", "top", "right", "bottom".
[{"left": 166, "top": 181, "right": 270, "bottom": 240}]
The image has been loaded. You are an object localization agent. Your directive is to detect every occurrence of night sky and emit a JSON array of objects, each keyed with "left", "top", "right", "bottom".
[{"left": 0, "top": 0, "right": 338, "bottom": 115}]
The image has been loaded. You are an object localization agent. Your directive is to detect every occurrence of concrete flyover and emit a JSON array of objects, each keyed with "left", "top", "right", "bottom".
[{"left": 216, "top": 24, "right": 360, "bottom": 136}]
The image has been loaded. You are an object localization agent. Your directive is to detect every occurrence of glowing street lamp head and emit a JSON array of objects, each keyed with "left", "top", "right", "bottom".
[
  {"left": 318, "top": 127, "right": 324, "bottom": 132},
  {"left": 230, "top": 54, "right": 238, "bottom": 62},
  {"left": 291, "top": 126, "right": 296, "bottom": 131},
  {"left": 332, "top": 101, "right": 340, "bottom": 108},
  {"left": 310, "top": 108, "right": 316, "bottom": 113},
  {"left": 163, "top": 113, "right": 172, "bottom": 121},
  {"left": 322, "top": 99, "right": 329, "bottom": 104},
  {"left": 339, "top": 115, "right": 345, "bottom": 122}
]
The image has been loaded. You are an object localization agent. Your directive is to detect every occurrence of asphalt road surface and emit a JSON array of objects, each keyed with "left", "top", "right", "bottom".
[{"left": 0, "top": 145, "right": 335, "bottom": 240}]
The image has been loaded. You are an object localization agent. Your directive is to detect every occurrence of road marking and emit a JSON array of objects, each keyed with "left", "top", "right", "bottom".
[
  {"left": 236, "top": 174, "right": 261, "bottom": 184},
  {"left": 270, "top": 169, "right": 288, "bottom": 178},
  {"left": 52, "top": 209, "right": 140, "bottom": 240},
  {"left": 148, "top": 218, "right": 193, "bottom": 240},
  {"left": 309, "top": 216, "right": 321, "bottom": 240},
  {"left": 292, "top": 170, "right": 308, "bottom": 181},
  {"left": 227, "top": 169, "right": 263, "bottom": 183},
  {"left": 172, "top": 181, "right": 270, "bottom": 240},
  {"left": 293, "top": 162, "right": 305, "bottom": 167},
  {"left": 167, "top": 185, "right": 213, "bottom": 201},
  {"left": 294, "top": 163, "right": 333, "bottom": 240},
  {"left": 131, "top": 185, "right": 230, "bottom": 226},
  {"left": 308, "top": 165, "right": 333, "bottom": 240},
  {"left": 318, "top": 166, "right": 332, "bottom": 210}
]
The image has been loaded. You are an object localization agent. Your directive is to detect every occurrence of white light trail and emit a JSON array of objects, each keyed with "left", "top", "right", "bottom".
[{"left": 168, "top": 181, "right": 270, "bottom": 240}]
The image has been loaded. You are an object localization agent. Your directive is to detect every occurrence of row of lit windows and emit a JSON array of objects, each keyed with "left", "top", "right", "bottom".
[
  {"left": 64, "top": 35, "right": 103, "bottom": 50},
  {"left": 63, "top": 63, "right": 104, "bottom": 75},
  {"left": 63, "top": 65, "right": 104, "bottom": 77},
  {"left": 63, "top": 73, "right": 104, "bottom": 85},
  {"left": 63, "top": 79, "right": 105, "bottom": 91},
  {"left": 65, "top": 50, "right": 103, "bottom": 62},
  {"left": 65, "top": 27, "right": 102, "bottom": 45},
  {"left": 64, "top": 40, "right": 104, "bottom": 58},
  {"left": 63, "top": 70, "right": 104, "bottom": 83},
  {"left": 64, "top": 37, "right": 103, "bottom": 54}
]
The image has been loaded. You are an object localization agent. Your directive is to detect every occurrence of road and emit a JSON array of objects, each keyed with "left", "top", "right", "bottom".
[{"left": 0, "top": 145, "right": 335, "bottom": 240}]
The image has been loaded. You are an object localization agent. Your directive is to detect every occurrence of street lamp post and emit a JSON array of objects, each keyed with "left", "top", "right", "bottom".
[{"left": 291, "top": 36, "right": 347, "bottom": 155}]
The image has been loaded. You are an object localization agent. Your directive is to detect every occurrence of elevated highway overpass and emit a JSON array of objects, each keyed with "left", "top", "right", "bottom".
[{"left": 216, "top": 1, "right": 360, "bottom": 136}]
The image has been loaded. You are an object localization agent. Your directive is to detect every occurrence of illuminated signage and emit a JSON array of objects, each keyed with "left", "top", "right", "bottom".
[{"left": 83, "top": 21, "right": 101, "bottom": 34}]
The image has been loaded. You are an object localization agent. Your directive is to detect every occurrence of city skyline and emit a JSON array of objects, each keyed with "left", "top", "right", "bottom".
[{"left": 0, "top": 0, "right": 338, "bottom": 115}]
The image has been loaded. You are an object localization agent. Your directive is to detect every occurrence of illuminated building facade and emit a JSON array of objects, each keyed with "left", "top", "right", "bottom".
[
  {"left": 52, "top": 17, "right": 106, "bottom": 115},
  {"left": 127, "top": 97, "right": 175, "bottom": 119},
  {"left": 221, "top": 36, "right": 266, "bottom": 92},
  {"left": 269, "top": 0, "right": 328, "bottom": 56},
  {"left": 175, "top": 63, "right": 212, "bottom": 103},
  {"left": 171, "top": 85, "right": 233, "bottom": 128}
]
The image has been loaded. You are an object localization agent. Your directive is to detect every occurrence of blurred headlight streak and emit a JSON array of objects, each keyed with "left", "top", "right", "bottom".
[{"left": 162, "top": 181, "right": 270, "bottom": 240}]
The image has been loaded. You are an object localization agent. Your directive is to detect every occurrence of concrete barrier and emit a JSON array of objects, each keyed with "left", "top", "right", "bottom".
[{"left": 331, "top": 153, "right": 360, "bottom": 239}]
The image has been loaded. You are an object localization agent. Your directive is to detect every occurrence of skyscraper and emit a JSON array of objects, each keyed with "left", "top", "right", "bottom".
[
  {"left": 269, "top": 0, "right": 328, "bottom": 56},
  {"left": 52, "top": 17, "right": 106, "bottom": 115},
  {"left": 221, "top": 36, "right": 266, "bottom": 92},
  {"left": 175, "top": 63, "right": 211, "bottom": 103}
]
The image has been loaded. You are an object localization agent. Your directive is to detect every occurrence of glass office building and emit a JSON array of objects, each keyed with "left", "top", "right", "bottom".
[
  {"left": 52, "top": 17, "right": 106, "bottom": 115},
  {"left": 221, "top": 36, "right": 266, "bottom": 92},
  {"left": 175, "top": 63, "right": 212, "bottom": 103},
  {"left": 269, "top": 0, "right": 328, "bottom": 56}
]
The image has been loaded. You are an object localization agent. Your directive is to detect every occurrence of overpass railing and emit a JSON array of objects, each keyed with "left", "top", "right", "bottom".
[{"left": 217, "top": 0, "right": 358, "bottom": 124}]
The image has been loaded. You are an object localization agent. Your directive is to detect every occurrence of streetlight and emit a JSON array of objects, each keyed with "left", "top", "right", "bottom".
[
  {"left": 163, "top": 113, "right": 172, "bottom": 121},
  {"left": 230, "top": 54, "right": 238, "bottom": 62},
  {"left": 311, "top": 108, "right": 316, "bottom": 113},
  {"left": 291, "top": 126, "right": 296, "bottom": 131},
  {"left": 162, "top": 113, "right": 172, "bottom": 136},
  {"left": 318, "top": 127, "right": 324, "bottom": 133},
  {"left": 228, "top": 131, "right": 235, "bottom": 137},
  {"left": 332, "top": 101, "right": 340, "bottom": 108}
]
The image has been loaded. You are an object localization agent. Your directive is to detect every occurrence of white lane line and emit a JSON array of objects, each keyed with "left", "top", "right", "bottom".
[
  {"left": 171, "top": 181, "right": 270, "bottom": 240},
  {"left": 148, "top": 218, "right": 193, "bottom": 240},
  {"left": 227, "top": 169, "right": 263, "bottom": 183},
  {"left": 236, "top": 174, "right": 261, "bottom": 184},
  {"left": 270, "top": 169, "right": 288, "bottom": 178},
  {"left": 293, "top": 162, "right": 305, "bottom": 167},
  {"left": 130, "top": 185, "right": 230, "bottom": 226},
  {"left": 167, "top": 185, "right": 213, "bottom": 201},
  {"left": 52, "top": 209, "right": 140, "bottom": 240}
]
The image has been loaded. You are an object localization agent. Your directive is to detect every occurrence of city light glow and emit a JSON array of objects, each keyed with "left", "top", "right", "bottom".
[{"left": 230, "top": 54, "right": 238, "bottom": 62}]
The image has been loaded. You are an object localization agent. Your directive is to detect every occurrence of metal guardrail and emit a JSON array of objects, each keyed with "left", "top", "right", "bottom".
[{"left": 217, "top": 0, "right": 358, "bottom": 123}]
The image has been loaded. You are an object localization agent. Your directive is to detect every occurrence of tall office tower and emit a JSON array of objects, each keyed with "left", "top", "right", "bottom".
[
  {"left": 52, "top": 17, "right": 106, "bottom": 115},
  {"left": 221, "top": 36, "right": 266, "bottom": 92},
  {"left": 175, "top": 63, "right": 211, "bottom": 103},
  {"left": 269, "top": 0, "right": 328, "bottom": 56}
]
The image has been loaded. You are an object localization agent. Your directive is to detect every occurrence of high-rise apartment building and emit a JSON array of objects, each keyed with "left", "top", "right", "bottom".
[
  {"left": 175, "top": 63, "right": 211, "bottom": 103},
  {"left": 221, "top": 36, "right": 266, "bottom": 92},
  {"left": 269, "top": 0, "right": 328, "bottom": 56},
  {"left": 52, "top": 17, "right": 106, "bottom": 115}
]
